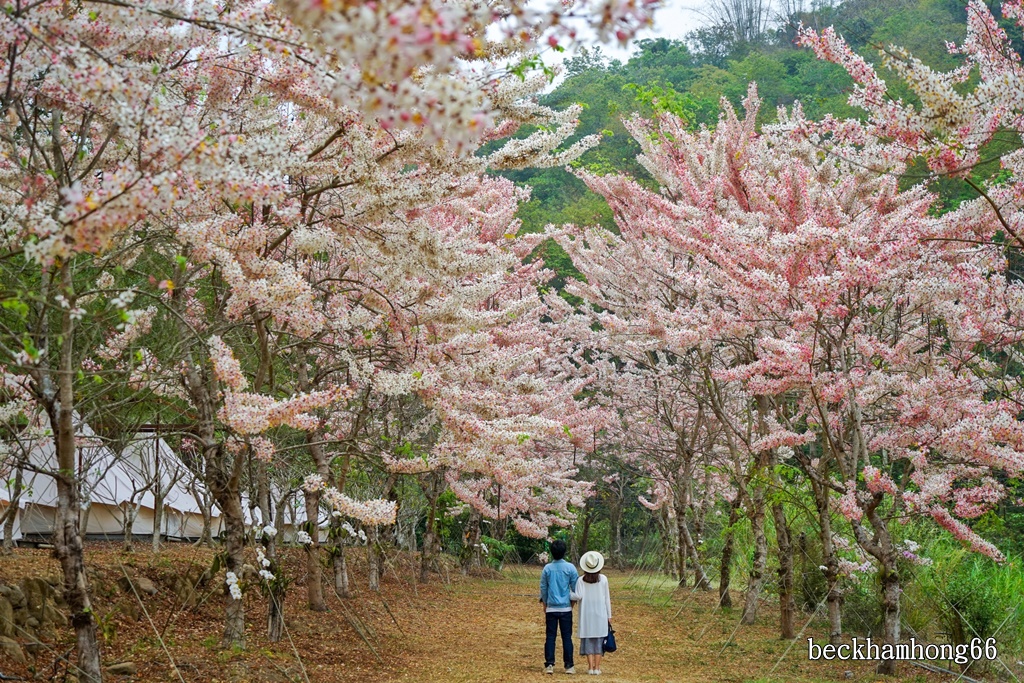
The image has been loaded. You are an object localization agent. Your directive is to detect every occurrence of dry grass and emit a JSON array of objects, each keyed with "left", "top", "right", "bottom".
[{"left": 0, "top": 545, "right": 951, "bottom": 682}]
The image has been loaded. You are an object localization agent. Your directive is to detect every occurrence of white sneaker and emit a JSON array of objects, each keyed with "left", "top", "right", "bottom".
[
  {"left": 587, "top": 671, "right": 596, "bottom": 676},
  {"left": 544, "top": 666, "right": 554, "bottom": 675},
  {"left": 594, "top": 671, "right": 602, "bottom": 676},
  {"left": 565, "top": 667, "right": 576, "bottom": 675}
]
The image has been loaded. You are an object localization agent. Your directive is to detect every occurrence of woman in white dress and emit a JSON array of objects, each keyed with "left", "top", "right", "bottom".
[{"left": 575, "top": 551, "right": 612, "bottom": 675}]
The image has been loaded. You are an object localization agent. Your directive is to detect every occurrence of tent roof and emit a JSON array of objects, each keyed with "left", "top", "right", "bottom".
[{"left": 1, "top": 417, "right": 218, "bottom": 522}]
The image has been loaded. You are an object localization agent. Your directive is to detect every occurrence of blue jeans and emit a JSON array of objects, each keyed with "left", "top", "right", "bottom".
[{"left": 544, "top": 610, "right": 574, "bottom": 668}]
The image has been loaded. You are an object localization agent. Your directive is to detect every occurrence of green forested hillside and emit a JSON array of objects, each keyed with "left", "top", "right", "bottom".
[{"left": 508, "top": 0, "right": 1012, "bottom": 250}]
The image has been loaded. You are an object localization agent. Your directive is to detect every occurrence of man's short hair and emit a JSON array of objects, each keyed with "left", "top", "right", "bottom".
[{"left": 550, "top": 539, "right": 567, "bottom": 561}]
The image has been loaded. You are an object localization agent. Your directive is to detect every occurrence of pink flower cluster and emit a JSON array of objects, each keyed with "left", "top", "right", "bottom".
[{"left": 322, "top": 487, "right": 397, "bottom": 526}]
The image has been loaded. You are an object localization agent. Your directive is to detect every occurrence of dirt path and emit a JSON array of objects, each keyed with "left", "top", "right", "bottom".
[
  {"left": 389, "top": 568, "right": 940, "bottom": 683},
  {"left": 0, "top": 547, "right": 947, "bottom": 682}
]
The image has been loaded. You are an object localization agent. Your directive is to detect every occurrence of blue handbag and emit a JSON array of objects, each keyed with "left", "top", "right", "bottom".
[{"left": 603, "top": 627, "right": 617, "bottom": 653}]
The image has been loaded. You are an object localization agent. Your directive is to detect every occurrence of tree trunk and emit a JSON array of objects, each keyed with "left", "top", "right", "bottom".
[
  {"left": 372, "top": 475, "right": 398, "bottom": 592},
  {"left": 676, "top": 498, "right": 711, "bottom": 590},
  {"left": 719, "top": 498, "right": 741, "bottom": 608},
  {"left": 256, "top": 465, "right": 284, "bottom": 642},
  {"left": 608, "top": 501, "right": 622, "bottom": 568},
  {"left": 676, "top": 506, "right": 689, "bottom": 588},
  {"left": 199, "top": 499, "right": 213, "bottom": 547},
  {"left": 856, "top": 502, "right": 900, "bottom": 676},
  {"left": 461, "top": 509, "right": 483, "bottom": 574},
  {"left": 877, "top": 563, "right": 900, "bottom": 676},
  {"left": 419, "top": 472, "right": 443, "bottom": 583},
  {"left": 199, "top": 439, "right": 246, "bottom": 648},
  {"left": 813, "top": 481, "right": 842, "bottom": 644},
  {"left": 579, "top": 506, "right": 593, "bottom": 561},
  {"left": 332, "top": 539, "right": 351, "bottom": 598},
  {"left": 741, "top": 488, "right": 767, "bottom": 625},
  {"left": 177, "top": 277, "right": 246, "bottom": 648},
  {"left": 368, "top": 526, "right": 381, "bottom": 592},
  {"left": 296, "top": 355, "right": 332, "bottom": 611},
  {"left": 303, "top": 488, "right": 328, "bottom": 611},
  {"left": 189, "top": 479, "right": 214, "bottom": 547},
  {"left": 266, "top": 551, "right": 283, "bottom": 643},
  {"left": 693, "top": 464, "right": 715, "bottom": 581},
  {"left": 218, "top": 486, "right": 246, "bottom": 648},
  {"left": 151, "top": 448, "right": 163, "bottom": 554},
  {"left": 49, "top": 262, "right": 103, "bottom": 682},
  {"left": 2, "top": 465, "right": 24, "bottom": 554},
  {"left": 771, "top": 501, "right": 796, "bottom": 639},
  {"left": 123, "top": 503, "right": 137, "bottom": 552},
  {"left": 660, "top": 505, "right": 678, "bottom": 581}
]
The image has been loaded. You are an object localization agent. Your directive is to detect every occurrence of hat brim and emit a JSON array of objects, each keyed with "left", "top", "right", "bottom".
[{"left": 580, "top": 553, "right": 604, "bottom": 573}]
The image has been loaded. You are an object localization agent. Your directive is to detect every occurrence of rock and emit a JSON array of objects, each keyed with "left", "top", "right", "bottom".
[
  {"left": 118, "top": 575, "right": 157, "bottom": 597},
  {"left": 25, "top": 616, "right": 39, "bottom": 629},
  {"left": 42, "top": 602, "right": 67, "bottom": 628},
  {"left": 106, "top": 661, "right": 138, "bottom": 676},
  {"left": 0, "top": 597, "right": 13, "bottom": 638},
  {"left": 21, "top": 578, "right": 48, "bottom": 619},
  {"left": 119, "top": 600, "right": 140, "bottom": 622},
  {"left": 0, "top": 636, "right": 25, "bottom": 664},
  {"left": 3, "top": 585, "right": 24, "bottom": 609},
  {"left": 173, "top": 583, "right": 191, "bottom": 605},
  {"left": 240, "top": 564, "right": 259, "bottom": 581}
]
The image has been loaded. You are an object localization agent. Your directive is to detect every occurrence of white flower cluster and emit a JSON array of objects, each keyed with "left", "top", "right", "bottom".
[
  {"left": 225, "top": 571, "right": 242, "bottom": 600},
  {"left": 256, "top": 547, "right": 274, "bottom": 582},
  {"left": 322, "top": 487, "right": 397, "bottom": 526},
  {"left": 110, "top": 289, "right": 136, "bottom": 310},
  {"left": 338, "top": 521, "right": 368, "bottom": 544},
  {"left": 295, "top": 530, "right": 313, "bottom": 546},
  {"left": 302, "top": 473, "right": 325, "bottom": 493},
  {"left": 54, "top": 294, "right": 86, "bottom": 321},
  {"left": 251, "top": 436, "right": 275, "bottom": 463},
  {"left": 97, "top": 306, "right": 157, "bottom": 359},
  {"left": 95, "top": 272, "right": 115, "bottom": 290}
]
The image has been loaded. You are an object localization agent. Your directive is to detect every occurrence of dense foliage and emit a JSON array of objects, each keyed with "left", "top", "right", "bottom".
[
  {"left": 508, "top": 0, "right": 1024, "bottom": 241},
  {"left": 2, "top": 1, "right": 1024, "bottom": 681}
]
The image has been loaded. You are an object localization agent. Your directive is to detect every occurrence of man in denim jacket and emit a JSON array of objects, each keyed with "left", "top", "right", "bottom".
[{"left": 539, "top": 539, "right": 578, "bottom": 674}]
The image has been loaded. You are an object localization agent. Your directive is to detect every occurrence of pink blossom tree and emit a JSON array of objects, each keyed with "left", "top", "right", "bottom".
[
  {"left": 0, "top": 0, "right": 614, "bottom": 666},
  {"left": 550, "top": 86, "right": 1024, "bottom": 667}
]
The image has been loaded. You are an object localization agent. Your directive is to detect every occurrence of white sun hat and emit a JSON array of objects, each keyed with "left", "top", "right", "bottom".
[{"left": 579, "top": 550, "right": 605, "bottom": 574}]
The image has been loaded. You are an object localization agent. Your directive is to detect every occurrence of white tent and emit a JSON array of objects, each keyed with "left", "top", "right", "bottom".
[
  {"left": 117, "top": 435, "right": 221, "bottom": 541},
  {"left": 1, "top": 418, "right": 221, "bottom": 543},
  {"left": 243, "top": 488, "right": 330, "bottom": 544}
]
